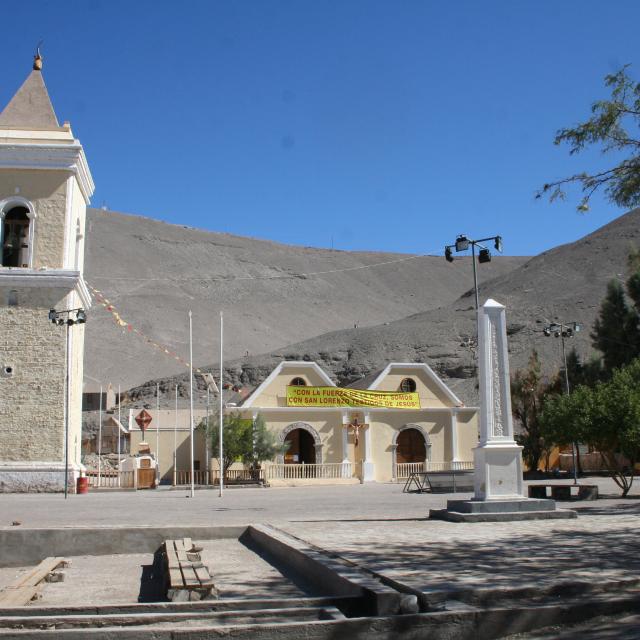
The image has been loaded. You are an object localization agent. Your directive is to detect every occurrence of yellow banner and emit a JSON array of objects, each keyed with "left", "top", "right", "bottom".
[{"left": 286, "top": 386, "right": 420, "bottom": 409}]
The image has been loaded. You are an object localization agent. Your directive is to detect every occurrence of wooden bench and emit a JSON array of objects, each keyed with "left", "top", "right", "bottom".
[
  {"left": 163, "top": 538, "right": 218, "bottom": 602},
  {"left": 528, "top": 484, "right": 599, "bottom": 501},
  {"left": 0, "top": 557, "right": 69, "bottom": 607}
]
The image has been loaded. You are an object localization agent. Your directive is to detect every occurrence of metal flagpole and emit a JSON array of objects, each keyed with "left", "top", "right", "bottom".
[
  {"left": 189, "top": 311, "right": 195, "bottom": 498},
  {"left": 117, "top": 383, "right": 121, "bottom": 487},
  {"left": 219, "top": 311, "right": 224, "bottom": 498},
  {"left": 206, "top": 387, "right": 210, "bottom": 485},
  {"left": 174, "top": 384, "right": 178, "bottom": 486},
  {"left": 156, "top": 383, "right": 160, "bottom": 485},
  {"left": 98, "top": 384, "right": 103, "bottom": 488}
]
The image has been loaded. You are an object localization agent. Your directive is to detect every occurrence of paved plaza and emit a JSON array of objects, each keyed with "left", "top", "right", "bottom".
[{"left": 1, "top": 478, "right": 640, "bottom": 637}]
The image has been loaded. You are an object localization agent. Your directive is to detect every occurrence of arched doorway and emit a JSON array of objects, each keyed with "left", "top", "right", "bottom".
[
  {"left": 284, "top": 428, "right": 316, "bottom": 464},
  {"left": 396, "top": 428, "right": 427, "bottom": 464}
]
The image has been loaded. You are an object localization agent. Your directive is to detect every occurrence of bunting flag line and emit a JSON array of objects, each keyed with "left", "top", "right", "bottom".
[{"left": 87, "top": 284, "right": 204, "bottom": 375}]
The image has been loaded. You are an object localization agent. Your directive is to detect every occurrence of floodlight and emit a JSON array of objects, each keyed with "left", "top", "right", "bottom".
[
  {"left": 48, "top": 309, "right": 57, "bottom": 323},
  {"left": 445, "top": 246, "right": 454, "bottom": 263},
  {"left": 478, "top": 248, "right": 492, "bottom": 263},
  {"left": 76, "top": 309, "right": 87, "bottom": 324},
  {"left": 543, "top": 327, "right": 551, "bottom": 337},
  {"left": 494, "top": 236, "right": 503, "bottom": 252},
  {"left": 455, "top": 235, "right": 469, "bottom": 252},
  {"left": 574, "top": 323, "right": 581, "bottom": 332}
]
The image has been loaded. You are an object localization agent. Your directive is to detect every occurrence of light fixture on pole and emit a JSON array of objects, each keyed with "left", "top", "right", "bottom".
[
  {"left": 49, "top": 307, "right": 87, "bottom": 499},
  {"left": 541, "top": 320, "right": 582, "bottom": 484},
  {"left": 443, "top": 235, "right": 503, "bottom": 313}
]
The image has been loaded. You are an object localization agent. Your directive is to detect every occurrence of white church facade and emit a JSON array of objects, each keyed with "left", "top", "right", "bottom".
[{"left": 130, "top": 361, "right": 479, "bottom": 484}]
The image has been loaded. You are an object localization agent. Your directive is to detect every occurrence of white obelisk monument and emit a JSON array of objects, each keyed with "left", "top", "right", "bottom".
[
  {"left": 473, "top": 298, "right": 524, "bottom": 500},
  {"left": 431, "top": 299, "right": 575, "bottom": 521}
]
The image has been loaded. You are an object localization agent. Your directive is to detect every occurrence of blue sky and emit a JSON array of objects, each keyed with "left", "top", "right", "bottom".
[{"left": 1, "top": 1, "right": 639, "bottom": 256}]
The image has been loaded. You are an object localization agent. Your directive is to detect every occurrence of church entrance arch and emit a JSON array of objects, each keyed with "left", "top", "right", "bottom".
[
  {"left": 392, "top": 425, "right": 431, "bottom": 479},
  {"left": 279, "top": 422, "right": 322, "bottom": 465}
]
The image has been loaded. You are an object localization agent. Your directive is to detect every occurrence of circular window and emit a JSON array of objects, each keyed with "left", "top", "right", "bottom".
[
  {"left": 290, "top": 377, "right": 306, "bottom": 386},
  {"left": 399, "top": 378, "right": 416, "bottom": 393}
]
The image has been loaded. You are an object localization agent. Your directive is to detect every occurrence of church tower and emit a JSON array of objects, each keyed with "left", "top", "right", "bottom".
[{"left": 0, "top": 53, "right": 94, "bottom": 492}]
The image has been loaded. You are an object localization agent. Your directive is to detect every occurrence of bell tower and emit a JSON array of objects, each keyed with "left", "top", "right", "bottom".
[{"left": 0, "top": 53, "right": 95, "bottom": 492}]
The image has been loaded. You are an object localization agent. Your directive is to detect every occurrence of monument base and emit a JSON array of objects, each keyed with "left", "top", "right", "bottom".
[{"left": 429, "top": 497, "right": 577, "bottom": 522}]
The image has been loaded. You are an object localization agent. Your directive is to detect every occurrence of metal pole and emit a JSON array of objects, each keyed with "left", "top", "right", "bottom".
[
  {"left": 98, "top": 383, "right": 103, "bottom": 488},
  {"left": 206, "top": 387, "right": 210, "bottom": 484},
  {"left": 471, "top": 242, "right": 479, "bottom": 313},
  {"left": 117, "top": 383, "right": 121, "bottom": 487},
  {"left": 189, "top": 311, "right": 195, "bottom": 498},
  {"left": 156, "top": 383, "right": 160, "bottom": 485},
  {"left": 63, "top": 322, "right": 71, "bottom": 499},
  {"left": 174, "top": 384, "right": 178, "bottom": 486},
  {"left": 219, "top": 311, "right": 224, "bottom": 498},
  {"left": 560, "top": 326, "right": 578, "bottom": 485}
]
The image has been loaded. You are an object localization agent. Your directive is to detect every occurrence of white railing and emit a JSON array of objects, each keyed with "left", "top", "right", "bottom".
[
  {"left": 85, "top": 470, "right": 135, "bottom": 488},
  {"left": 173, "top": 468, "right": 265, "bottom": 486},
  {"left": 265, "top": 462, "right": 353, "bottom": 480},
  {"left": 396, "top": 460, "right": 474, "bottom": 479},
  {"left": 427, "top": 460, "right": 474, "bottom": 472}
]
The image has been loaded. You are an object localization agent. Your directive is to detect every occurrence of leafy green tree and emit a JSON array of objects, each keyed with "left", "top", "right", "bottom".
[
  {"left": 198, "top": 412, "right": 286, "bottom": 481},
  {"left": 540, "top": 359, "right": 640, "bottom": 496},
  {"left": 539, "top": 66, "right": 640, "bottom": 211},
  {"left": 199, "top": 412, "right": 252, "bottom": 481},
  {"left": 511, "top": 351, "right": 556, "bottom": 472}
]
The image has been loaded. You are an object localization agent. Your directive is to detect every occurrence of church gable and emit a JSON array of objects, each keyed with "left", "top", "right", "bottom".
[
  {"left": 242, "top": 361, "right": 335, "bottom": 408},
  {"left": 368, "top": 363, "right": 463, "bottom": 409}
]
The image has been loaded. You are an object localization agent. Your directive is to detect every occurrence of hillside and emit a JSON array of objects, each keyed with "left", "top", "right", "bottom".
[
  {"left": 83, "top": 208, "right": 525, "bottom": 389},
  {"left": 124, "top": 207, "right": 640, "bottom": 408}
]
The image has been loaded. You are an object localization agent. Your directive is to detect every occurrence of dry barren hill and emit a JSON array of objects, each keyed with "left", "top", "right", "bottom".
[
  {"left": 124, "top": 207, "right": 640, "bottom": 408},
  {"left": 84, "top": 209, "right": 525, "bottom": 389}
]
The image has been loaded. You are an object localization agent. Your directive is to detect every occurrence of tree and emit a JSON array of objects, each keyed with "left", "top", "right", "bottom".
[
  {"left": 511, "top": 351, "right": 556, "bottom": 472},
  {"left": 538, "top": 66, "right": 640, "bottom": 212},
  {"left": 200, "top": 412, "right": 252, "bottom": 482},
  {"left": 591, "top": 279, "right": 639, "bottom": 373},
  {"left": 540, "top": 359, "right": 640, "bottom": 496},
  {"left": 199, "top": 412, "right": 286, "bottom": 482},
  {"left": 248, "top": 414, "right": 287, "bottom": 469}
]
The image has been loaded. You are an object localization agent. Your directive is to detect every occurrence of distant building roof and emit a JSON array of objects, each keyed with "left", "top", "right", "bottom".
[{"left": 0, "top": 69, "right": 59, "bottom": 129}]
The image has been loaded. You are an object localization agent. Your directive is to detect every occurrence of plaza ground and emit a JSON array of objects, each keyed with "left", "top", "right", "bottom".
[{"left": 1, "top": 477, "right": 639, "bottom": 637}]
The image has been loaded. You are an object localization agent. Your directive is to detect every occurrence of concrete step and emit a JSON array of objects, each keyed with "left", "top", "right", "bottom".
[{"left": 0, "top": 604, "right": 345, "bottom": 631}]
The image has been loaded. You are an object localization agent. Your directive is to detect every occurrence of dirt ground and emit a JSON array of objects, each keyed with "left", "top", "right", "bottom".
[{"left": 0, "top": 539, "right": 308, "bottom": 606}]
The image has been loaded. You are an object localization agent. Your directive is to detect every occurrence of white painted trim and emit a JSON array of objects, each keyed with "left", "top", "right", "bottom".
[
  {"left": 367, "top": 362, "right": 464, "bottom": 407},
  {"left": 0, "top": 142, "right": 95, "bottom": 203},
  {"left": 241, "top": 361, "right": 336, "bottom": 408},
  {"left": 0, "top": 268, "right": 91, "bottom": 307}
]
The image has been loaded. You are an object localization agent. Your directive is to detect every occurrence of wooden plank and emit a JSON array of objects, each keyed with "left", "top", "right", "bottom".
[
  {"left": 179, "top": 564, "right": 200, "bottom": 587},
  {"left": 0, "top": 584, "right": 43, "bottom": 607},
  {"left": 165, "top": 546, "right": 180, "bottom": 570},
  {"left": 168, "top": 567, "right": 183, "bottom": 588},
  {"left": 12, "top": 557, "right": 67, "bottom": 589},
  {"left": 193, "top": 565, "right": 212, "bottom": 585},
  {"left": 183, "top": 537, "right": 193, "bottom": 552}
]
